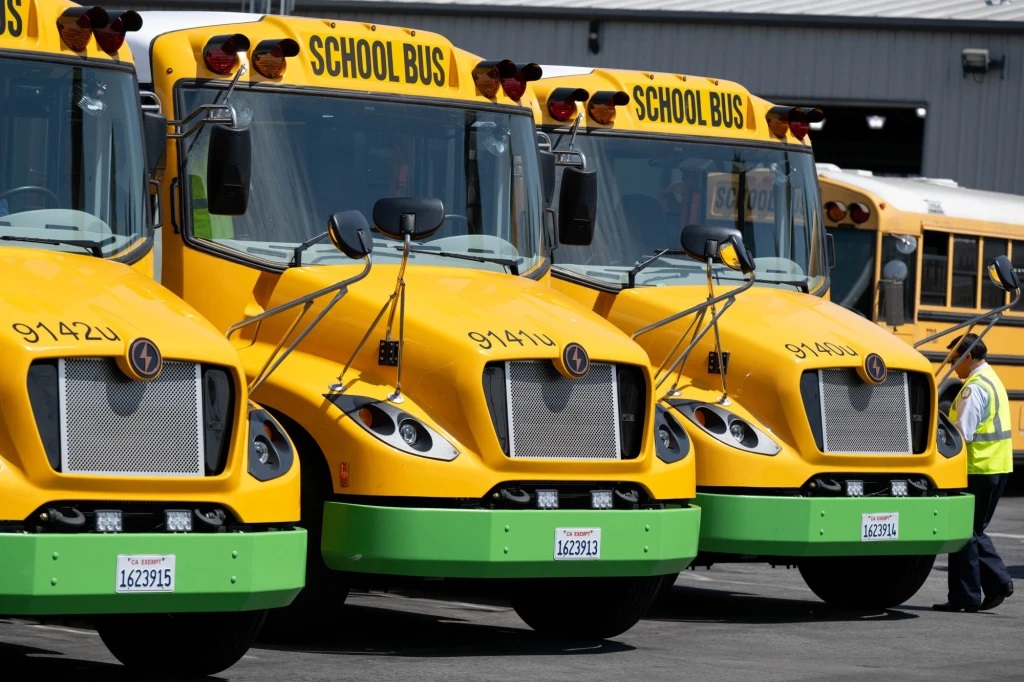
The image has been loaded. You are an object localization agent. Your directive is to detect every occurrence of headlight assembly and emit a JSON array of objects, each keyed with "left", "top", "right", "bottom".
[
  {"left": 654, "top": 405, "right": 690, "bottom": 463},
  {"left": 669, "top": 400, "right": 781, "bottom": 456},
  {"left": 247, "top": 404, "right": 295, "bottom": 481},
  {"left": 329, "top": 394, "right": 459, "bottom": 461}
]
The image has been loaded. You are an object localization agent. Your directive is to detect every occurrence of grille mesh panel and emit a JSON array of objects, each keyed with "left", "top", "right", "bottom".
[
  {"left": 59, "top": 359, "right": 204, "bottom": 476},
  {"left": 819, "top": 369, "right": 912, "bottom": 453},
  {"left": 506, "top": 361, "right": 621, "bottom": 459}
]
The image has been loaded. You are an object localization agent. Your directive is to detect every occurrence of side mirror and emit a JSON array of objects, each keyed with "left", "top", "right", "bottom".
[
  {"left": 539, "top": 150, "right": 556, "bottom": 206},
  {"left": 718, "top": 235, "right": 755, "bottom": 275},
  {"left": 143, "top": 112, "right": 168, "bottom": 178},
  {"left": 206, "top": 124, "right": 251, "bottom": 215},
  {"left": 558, "top": 166, "right": 597, "bottom": 246},
  {"left": 680, "top": 224, "right": 752, "bottom": 269},
  {"left": 372, "top": 197, "right": 445, "bottom": 240},
  {"left": 988, "top": 254, "right": 1020, "bottom": 292},
  {"left": 328, "top": 210, "right": 374, "bottom": 259}
]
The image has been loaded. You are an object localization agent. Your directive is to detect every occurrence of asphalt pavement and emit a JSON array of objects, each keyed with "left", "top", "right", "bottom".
[{"left": 3, "top": 491, "right": 1022, "bottom": 682}]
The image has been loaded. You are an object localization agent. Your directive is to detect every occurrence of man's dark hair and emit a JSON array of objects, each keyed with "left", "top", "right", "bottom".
[{"left": 947, "top": 333, "right": 988, "bottom": 361}]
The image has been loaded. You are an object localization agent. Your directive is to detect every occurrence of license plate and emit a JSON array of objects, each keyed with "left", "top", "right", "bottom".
[
  {"left": 554, "top": 528, "right": 601, "bottom": 560},
  {"left": 861, "top": 513, "right": 899, "bottom": 542},
  {"left": 115, "top": 555, "right": 176, "bottom": 593}
]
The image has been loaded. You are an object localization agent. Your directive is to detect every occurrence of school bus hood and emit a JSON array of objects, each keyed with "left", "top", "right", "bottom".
[
  {"left": 255, "top": 265, "right": 652, "bottom": 373},
  {"left": 609, "top": 285, "right": 933, "bottom": 378},
  {"left": 0, "top": 248, "right": 241, "bottom": 366}
]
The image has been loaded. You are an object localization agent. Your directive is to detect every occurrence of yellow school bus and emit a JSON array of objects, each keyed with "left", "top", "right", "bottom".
[
  {"left": 820, "top": 165, "right": 1024, "bottom": 468},
  {"left": 0, "top": 2, "right": 305, "bottom": 675},
  {"left": 130, "top": 12, "right": 701, "bottom": 638},
  {"left": 530, "top": 66, "right": 991, "bottom": 608}
]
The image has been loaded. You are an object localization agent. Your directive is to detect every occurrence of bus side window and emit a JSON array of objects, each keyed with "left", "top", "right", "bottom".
[
  {"left": 981, "top": 238, "right": 1008, "bottom": 309},
  {"left": 920, "top": 231, "right": 948, "bottom": 306},
  {"left": 1013, "top": 239, "right": 1024, "bottom": 311},
  {"left": 951, "top": 235, "right": 978, "bottom": 308}
]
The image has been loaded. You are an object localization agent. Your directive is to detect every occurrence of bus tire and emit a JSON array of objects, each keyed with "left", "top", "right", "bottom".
[
  {"left": 655, "top": 572, "right": 680, "bottom": 602},
  {"left": 510, "top": 575, "right": 661, "bottom": 639},
  {"left": 264, "top": 413, "right": 349, "bottom": 633},
  {"left": 96, "top": 610, "right": 266, "bottom": 677},
  {"left": 797, "top": 554, "right": 935, "bottom": 609}
]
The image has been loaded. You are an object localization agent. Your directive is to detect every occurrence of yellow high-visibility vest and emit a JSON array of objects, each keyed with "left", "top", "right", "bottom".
[{"left": 950, "top": 364, "right": 1013, "bottom": 475}]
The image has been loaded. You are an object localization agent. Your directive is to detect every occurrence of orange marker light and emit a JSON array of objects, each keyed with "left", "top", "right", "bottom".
[
  {"left": 56, "top": 6, "right": 108, "bottom": 52},
  {"left": 252, "top": 38, "right": 299, "bottom": 78},
  {"left": 825, "top": 201, "right": 848, "bottom": 223},
  {"left": 338, "top": 462, "right": 350, "bottom": 488}
]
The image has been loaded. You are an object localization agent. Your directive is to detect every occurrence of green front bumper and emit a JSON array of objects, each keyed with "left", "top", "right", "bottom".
[
  {"left": 321, "top": 502, "right": 700, "bottom": 578},
  {"left": 696, "top": 492, "right": 973, "bottom": 557},
  {"left": 0, "top": 529, "right": 306, "bottom": 616}
]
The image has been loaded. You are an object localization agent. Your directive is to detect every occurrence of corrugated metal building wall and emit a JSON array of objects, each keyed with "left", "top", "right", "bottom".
[{"left": 136, "top": 1, "right": 1024, "bottom": 193}]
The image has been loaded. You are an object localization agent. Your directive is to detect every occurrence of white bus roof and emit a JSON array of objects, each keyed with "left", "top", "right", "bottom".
[
  {"left": 128, "top": 12, "right": 264, "bottom": 84},
  {"left": 818, "top": 166, "right": 1024, "bottom": 227}
]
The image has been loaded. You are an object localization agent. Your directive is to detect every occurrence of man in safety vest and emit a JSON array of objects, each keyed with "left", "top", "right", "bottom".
[{"left": 933, "top": 333, "right": 1014, "bottom": 613}]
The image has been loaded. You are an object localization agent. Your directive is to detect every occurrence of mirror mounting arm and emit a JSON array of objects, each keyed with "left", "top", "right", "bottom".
[
  {"left": 167, "top": 103, "right": 239, "bottom": 140},
  {"left": 226, "top": 256, "right": 373, "bottom": 394}
]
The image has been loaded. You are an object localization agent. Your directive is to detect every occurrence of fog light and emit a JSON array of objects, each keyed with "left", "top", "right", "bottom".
[
  {"left": 729, "top": 421, "right": 748, "bottom": 443},
  {"left": 846, "top": 480, "right": 865, "bottom": 497},
  {"left": 536, "top": 489, "right": 559, "bottom": 509},
  {"left": 95, "top": 509, "right": 122, "bottom": 533},
  {"left": 590, "top": 490, "right": 614, "bottom": 509},
  {"left": 891, "top": 480, "right": 909, "bottom": 497},
  {"left": 399, "top": 420, "right": 418, "bottom": 445},
  {"left": 165, "top": 510, "right": 193, "bottom": 532}
]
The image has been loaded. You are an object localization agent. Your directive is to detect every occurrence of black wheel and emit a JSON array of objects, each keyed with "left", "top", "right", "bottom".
[
  {"left": 96, "top": 610, "right": 266, "bottom": 677},
  {"left": 510, "top": 575, "right": 662, "bottom": 639},
  {"left": 263, "top": 415, "right": 348, "bottom": 635},
  {"left": 655, "top": 572, "right": 680, "bottom": 602},
  {"left": 797, "top": 554, "right": 936, "bottom": 609}
]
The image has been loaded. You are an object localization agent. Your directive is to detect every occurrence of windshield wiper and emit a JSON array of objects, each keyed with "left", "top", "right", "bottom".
[
  {"left": 0, "top": 234, "right": 106, "bottom": 257},
  {"left": 291, "top": 231, "right": 329, "bottom": 267},
  {"left": 400, "top": 246, "right": 521, "bottom": 275},
  {"left": 714, "top": 272, "right": 808, "bottom": 293},
  {"left": 627, "top": 249, "right": 685, "bottom": 287}
]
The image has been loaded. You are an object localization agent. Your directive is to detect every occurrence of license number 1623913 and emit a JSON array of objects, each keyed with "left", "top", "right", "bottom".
[{"left": 554, "top": 528, "right": 601, "bottom": 560}]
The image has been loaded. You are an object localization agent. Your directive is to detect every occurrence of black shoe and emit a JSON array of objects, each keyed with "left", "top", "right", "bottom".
[
  {"left": 932, "top": 601, "right": 980, "bottom": 613},
  {"left": 980, "top": 580, "right": 1014, "bottom": 611}
]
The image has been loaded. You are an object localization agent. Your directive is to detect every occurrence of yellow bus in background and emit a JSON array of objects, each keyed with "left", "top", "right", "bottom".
[
  {"left": 0, "top": 2, "right": 304, "bottom": 675},
  {"left": 819, "top": 165, "right": 1024, "bottom": 468},
  {"left": 130, "top": 12, "right": 701, "bottom": 639},
  {"left": 530, "top": 66, "right": 994, "bottom": 609}
]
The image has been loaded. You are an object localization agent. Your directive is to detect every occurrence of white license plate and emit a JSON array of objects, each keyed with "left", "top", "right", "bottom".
[
  {"left": 861, "top": 513, "right": 899, "bottom": 542},
  {"left": 115, "top": 555, "right": 176, "bottom": 593},
  {"left": 554, "top": 528, "right": 601, "bottom": 560}
]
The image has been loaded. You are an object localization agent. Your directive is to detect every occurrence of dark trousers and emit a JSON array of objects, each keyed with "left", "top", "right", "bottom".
[{"left": 947, "top": 473, "right": 1012, "bottom": 606}]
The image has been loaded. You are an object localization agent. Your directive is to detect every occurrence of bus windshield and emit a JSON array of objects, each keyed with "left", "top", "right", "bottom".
[
  {"left": 181, "top": 87, "right": 545, "bottom": 274},
  {"left": 0, "top": 57, "right": 147, "bottom": 258},
  {"left": 549, "top": 132, "right": 826, "bottom": 292}
]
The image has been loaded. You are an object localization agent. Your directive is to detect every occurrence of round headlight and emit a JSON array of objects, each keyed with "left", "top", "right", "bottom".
[
  {"left": 729, "top": 421, "right": 748, "bottom": 443},
  {"left": 657, "top": 426, "right": 672, "bottom": 449},
  {"left": 253, "top": 438, "right": 270, "bottom": 464},
  {"left": 399, "top": 421, "right": 418, "bottom": 445}
]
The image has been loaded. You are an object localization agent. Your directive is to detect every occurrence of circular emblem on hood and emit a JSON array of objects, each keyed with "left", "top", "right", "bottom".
[
  {"left": 556, "top": 342, "right": 590, "bottom": 379},
  {"left": 122, "top": 337, "right": 163, "bottom": 381},
  {"left": 861, "top": 353, "right": 887, "bottom": 385}
]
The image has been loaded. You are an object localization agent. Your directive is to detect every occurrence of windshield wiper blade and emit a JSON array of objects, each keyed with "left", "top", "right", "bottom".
[
  {"left": 402, "top": 246, "right": 521, "bottom": 275},
  {"left": 627, "top": 248, "right": 686, "bottom": 288},
  {"left": 714, "top": 272, "right": 807, "bottom": 293},
  {"left": 0, "top": 234, "right": 105, "bottom": 257}
]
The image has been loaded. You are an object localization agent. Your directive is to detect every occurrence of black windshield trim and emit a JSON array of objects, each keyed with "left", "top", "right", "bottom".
[
  {"left": 0, "top": 51, "right": 153, "bottom": 266},
  {"left": 173, "top": 80, "right": 542, "bottom": 276}
]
